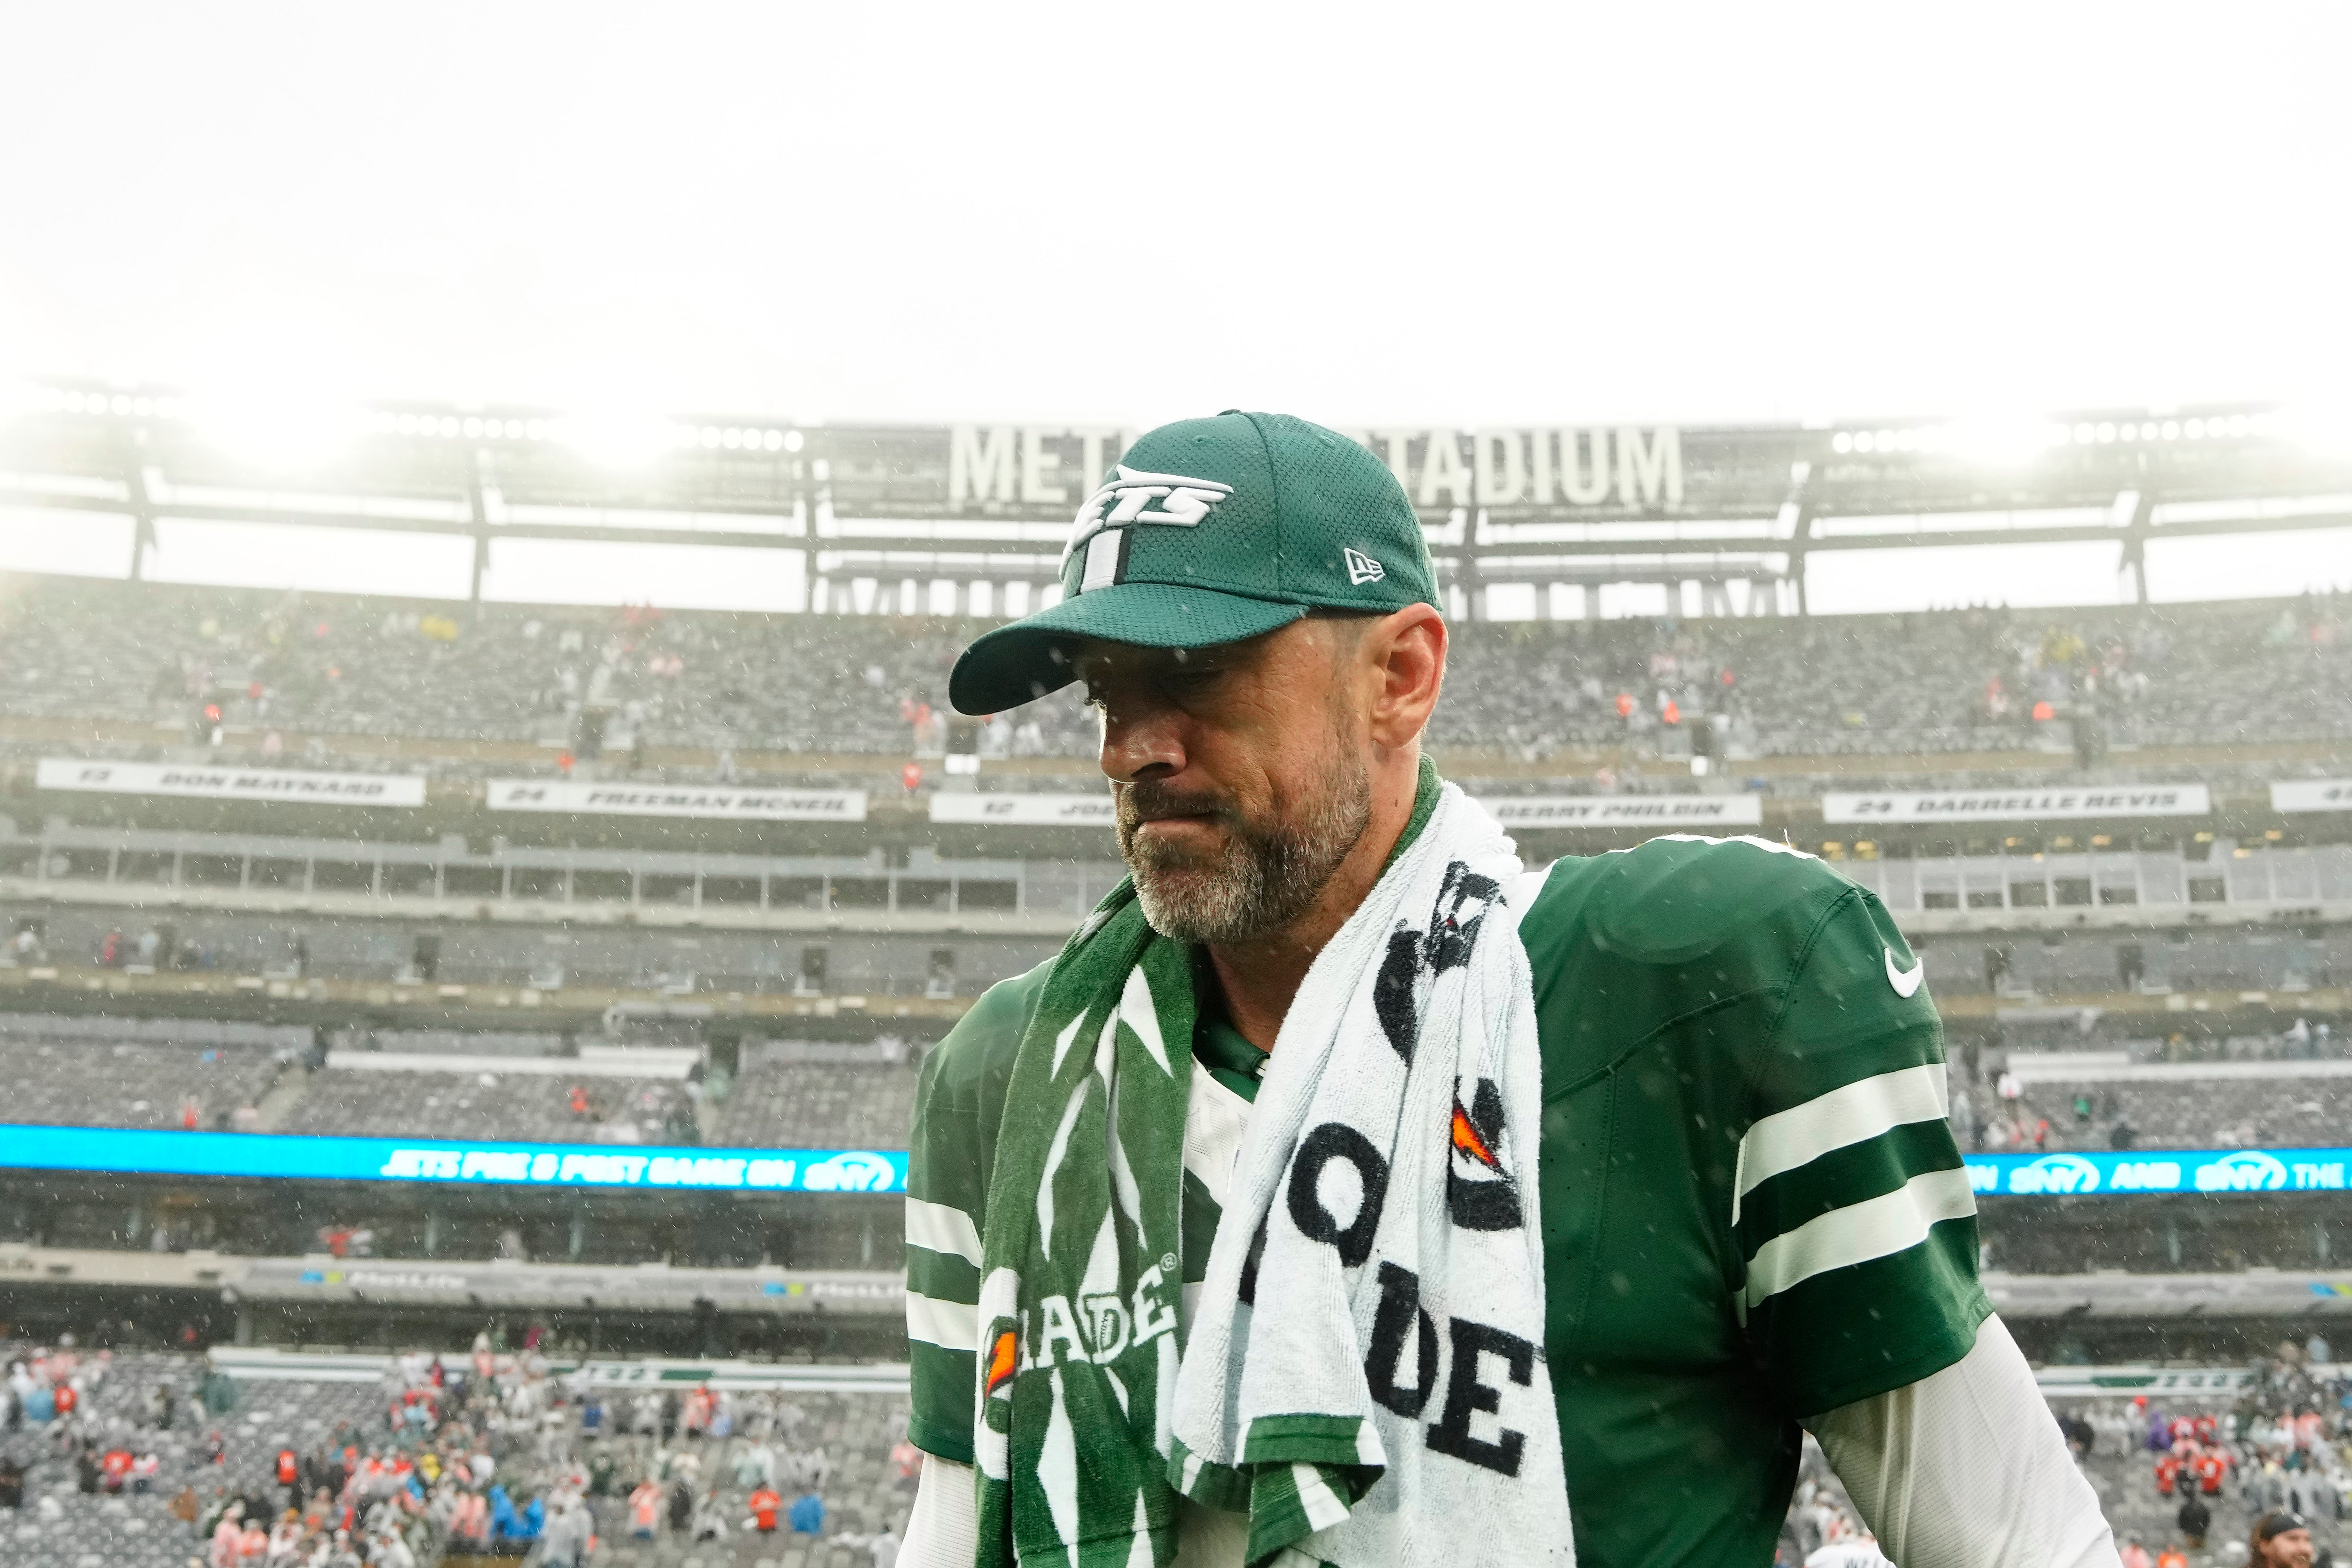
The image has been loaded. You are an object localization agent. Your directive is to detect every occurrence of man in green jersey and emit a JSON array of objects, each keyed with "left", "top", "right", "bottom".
[{"left": 899, "top": 412, "right": 2117, "bottom": 1568}]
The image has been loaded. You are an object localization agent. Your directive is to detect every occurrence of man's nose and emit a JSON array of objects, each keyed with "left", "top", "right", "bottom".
[{"left": 1097, "top": 698, "right": 1185, "bottom": 784}]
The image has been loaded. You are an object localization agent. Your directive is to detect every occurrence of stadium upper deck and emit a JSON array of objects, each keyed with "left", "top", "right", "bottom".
[
  {"left": 7, "top": 576, "right": 2352, "bottom": 790},
  {"left": 3, "top": 387, "right": 2351, "bottom": 791}
]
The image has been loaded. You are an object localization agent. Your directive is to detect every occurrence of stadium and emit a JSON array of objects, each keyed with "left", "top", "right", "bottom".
[
  {"left": 0, "top": 387, "right": 2350, "bottom": 1564},
  {"left": 3, "top": 9, "right": 2348, "bottom": 1566}
]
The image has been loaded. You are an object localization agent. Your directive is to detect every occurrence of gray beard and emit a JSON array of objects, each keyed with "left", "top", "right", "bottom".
[{"left": 1117, "top": 749, "right": 1372, "bottom": 946}]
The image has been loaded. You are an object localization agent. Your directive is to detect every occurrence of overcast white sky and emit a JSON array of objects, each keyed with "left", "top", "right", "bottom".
[{"left": 2, "top": 4, "right": 2349, "bottom": 607}]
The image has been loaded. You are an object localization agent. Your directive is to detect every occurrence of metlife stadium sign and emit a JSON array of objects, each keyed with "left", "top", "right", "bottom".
[
  {"left": 0, "top": 1125, "right": 905, "bottom": 1195},
  {"left": 937, "top": 426, "right": 1689, "bottom": 517},
  {"left": 1966, "top": 1148, "right": 2350, "bottom": 1197}
]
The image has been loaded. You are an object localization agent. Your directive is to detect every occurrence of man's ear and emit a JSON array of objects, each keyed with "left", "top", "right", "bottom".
[{"left": 1365, "top": 604, "right": 1446, "bottom": 749}]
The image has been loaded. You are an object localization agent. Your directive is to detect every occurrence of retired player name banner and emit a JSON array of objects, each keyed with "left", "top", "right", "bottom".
[
  {"left": 932, "top": 791, "right": 1761, "bottom": 829},
  {"left": 1822, "top": 785, "right": 2211, "bottom": 824},
  {"left": 2271, "top": 780, "right": 2352, "bottom": 813},
  {"left": 36, "top": 758, "right": 425, "bottom": 807},
  {"left": 487, "top": 780, "right": 867, "bottom": 822},
  {"left": 1482, "top": 794, "right": 1763, "bottom": 828},
  {"left": 929, "top": 792, "right": 1115, "bottom": 826}
]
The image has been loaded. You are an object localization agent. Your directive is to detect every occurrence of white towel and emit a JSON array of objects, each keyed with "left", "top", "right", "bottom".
[{"left": 1170, "top": 782, "right": 1574, "bottom": 1566}]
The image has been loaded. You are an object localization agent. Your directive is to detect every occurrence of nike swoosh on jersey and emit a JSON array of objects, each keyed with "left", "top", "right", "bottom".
[{"left": 1884, "top": 946, "right": 1925, "bottom": 998}]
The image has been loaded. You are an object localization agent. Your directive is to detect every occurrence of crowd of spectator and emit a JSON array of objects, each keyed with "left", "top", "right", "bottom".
[
  {"left": 0, "top": 1335, "right": 912, "bottom": 1568},
  {"left": 0, "top": 1337, "right": 431, "bottom": 1568},
  {"left": 2067, "top": 1341, "right": 2352, "bottom": 1565},
  {"left": 9, "top": 1330, "right": 2338, "bottom": 1568},
  {"left": 1774, "top": 1339, "right": 2352, "bottom": 1565},
  {"left": 10, "top": 576, "right": 2352, "bottom": 766},
  {"left": 0, "top": 579, "right": 987, "bottom": 762}
]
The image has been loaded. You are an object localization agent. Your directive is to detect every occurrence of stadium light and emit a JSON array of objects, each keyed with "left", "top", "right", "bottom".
[
  {"left": 185, "top": 386, "right": 367, "bottom": 471},
  {"left": 559, "top": 405, "right": 678, "bottom": 469},
  {"left": 2275, "top": 404, "right": 2352, "bottom": 463},
  {"left": 1937, "top": 417, "right": 2061, "bottom": 466},
  {"left": 1834, "top": 418, "right": 2062, "bottom": 465}
]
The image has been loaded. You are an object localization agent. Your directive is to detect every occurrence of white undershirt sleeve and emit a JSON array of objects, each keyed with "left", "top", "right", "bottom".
[
  {"left": 1807, "top": 1313, "right": 2122, "bottom": 1568},
  {"left": 900, "top": 1454, "right": 979, "bottom": 1568}
]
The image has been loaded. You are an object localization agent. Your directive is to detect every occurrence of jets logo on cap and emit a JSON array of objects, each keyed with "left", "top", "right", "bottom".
[
  {"left": 1345, "top": 547, "right": 1385, "bottom": 585},
  {"left": 1063, "top": 465, "right": 1235, "bottom": 594},
  {"left": 1062, "top": 466, "right": 1233, "bottom": 562}
]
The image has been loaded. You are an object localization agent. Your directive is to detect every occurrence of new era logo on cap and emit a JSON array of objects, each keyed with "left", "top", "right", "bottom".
[{"left": 1345, "top": 547, "right": 1385, "bottom": 585}]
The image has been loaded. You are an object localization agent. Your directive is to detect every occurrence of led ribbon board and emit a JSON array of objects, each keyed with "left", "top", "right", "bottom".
[
  {"left": 10, "top": 1127, "right": 2338, "bottom": 1202},
  {"left": 0, "top": 1125, "right": 905, "bottom": 1194},
  {"left": 1966, "top": 1147, "right": 2352, "bottom": 1197}
]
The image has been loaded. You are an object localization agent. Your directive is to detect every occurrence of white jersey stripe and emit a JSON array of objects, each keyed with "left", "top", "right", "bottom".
[
  {"left": 905, "top": 1196, "right": 984, "bottom": 1265},
  {"left": 1182, "top": 1065, "right": 1254, "bottom": 1210},
  {"left": 905, "top": 1290, "right": 980, "bottom": 1353},
  {"left": 1741, "top": 1167, "right": 1977, "bottom": 1310},
  {"left": 1732, "top": 1062, "right": 1949, "bottom": 1225}
]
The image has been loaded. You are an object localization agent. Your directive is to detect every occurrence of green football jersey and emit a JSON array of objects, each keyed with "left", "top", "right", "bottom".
[{"left": 904, "top": 828, "right": 1988, "bottom": 1568}]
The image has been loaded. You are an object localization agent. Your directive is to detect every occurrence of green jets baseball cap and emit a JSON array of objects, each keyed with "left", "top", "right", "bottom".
[{"left": 948, "top": 411, "right": 1440, "bottom": 715}]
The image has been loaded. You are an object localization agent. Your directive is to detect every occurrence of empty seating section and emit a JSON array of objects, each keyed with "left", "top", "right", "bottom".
[
  {"left": 1909, "top": 925, "right": 2352, "bottom": 998},
  {"left": 0, "top": 910, "right": 1072, "bottom": 1000},
  {"left": 0, "top": 1006, "right": 926, "bottom": 1148},
  {"left": 0, "top": 1030, "right": 286, "bottom": 1130},
  {"left": 1969, "top": 1073, "right": 2352, "bottom": 1153},
  {"left": 1844, "top": 844, "right": 2352, "bottom": 919},
  {"left": 708, "top": 1057, "right": 918, "bottom": 1150},
  {"left": 325, "top": 1027, "right": 571, "bottom": 1059},
  {"left": 277, "top": 1067, "right": 696, "bottom": 1144},
  {"left": 9, "top": 575, "right": 2352, "bottom": 763}
]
